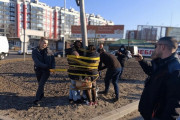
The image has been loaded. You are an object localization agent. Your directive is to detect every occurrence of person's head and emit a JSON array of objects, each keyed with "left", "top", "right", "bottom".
[
  {"left": 119, "top": 45, "right": 126, "bottom": 51},
  {"left": 74, "top": 41, "right": 82, "bottom": 49},
  {"left": 98, "top": 48, "right": 105, "bottom": 54},
  {"left": 151, "top": 36, "right": 178, "bottom": 59},
  {"left": 87, "top": 45, "right": 96, "bottom": 52},
  {"left": 39, "top": 37, "right": 48, "bottom": 50},
  {"left": 99, "top": 43, "right": 104, "bottom": 49}
]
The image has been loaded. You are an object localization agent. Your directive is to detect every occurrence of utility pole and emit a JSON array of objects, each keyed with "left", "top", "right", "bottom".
[
  {"left": 76, "top": 0, "right": 88, "bottom": 49},
  {"left": 23, "top": 29, "right": 26, "bottom": 61},
  {"left": 62, "top": 0, "right": 66, "bottom": 57},
  {"left": 23, "top": 3, "right": 27, "bottom": 61}
]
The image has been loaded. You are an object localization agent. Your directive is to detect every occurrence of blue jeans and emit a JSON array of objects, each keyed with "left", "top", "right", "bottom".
[
  {"left": 119, "top": 67, "right": 123, "bottom": 78},
  {"left": 104, "top": 68, "right": 121, "bottom": 99},
  {"left": 69, "top": 80, "right": 81, "bottom": 101}
]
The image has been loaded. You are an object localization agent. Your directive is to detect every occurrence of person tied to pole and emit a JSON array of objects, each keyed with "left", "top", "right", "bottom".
[
  {"left": 85, "top": 45, "right": 99, "bottom": 105},
  {"left": 68, "top": 41, "right": 83, "bottom": 104},
  {"left": 67, "top": 41, "right": 100, "bottom": 106},
  {"left": 135, "top": 37, "right": 180, "bottom": 120},
  {"left": 32, "top": 37, "right": 55, "bottom": 106}
]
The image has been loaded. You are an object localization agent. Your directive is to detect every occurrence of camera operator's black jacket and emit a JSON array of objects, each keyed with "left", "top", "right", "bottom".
[
  {"left": 32, "top": 47, "right": 55, "bottom": 70},
  {"left": 138, "top": 53, "right": 180, "bottom": 120},
  {"left": 115, "top": 45, "right": 128, "bottom": 67}
]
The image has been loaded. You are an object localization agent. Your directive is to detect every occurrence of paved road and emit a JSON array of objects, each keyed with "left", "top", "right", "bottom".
[{"left": 4, "top": 51, "right": 31, "bottom": 60}]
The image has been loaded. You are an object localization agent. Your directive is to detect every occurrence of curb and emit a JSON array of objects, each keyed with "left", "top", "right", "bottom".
[
  {"left": 90, "top": 100, "right": 139, "bottom": 120},
  {"left": 0, "top": 115, "right": 14, "bottom": 120}
]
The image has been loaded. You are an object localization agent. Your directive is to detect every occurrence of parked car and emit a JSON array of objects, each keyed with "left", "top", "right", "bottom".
[
  {"left": 110, "top": 50, "right": 118, "bottom": 56},
  {"left": 54, "top": 51, "right": 63, "bottom": 57},
  {"left": 18, "top": 48, "right": 34, "bottom": 55},
  {"left": 0, "top": 36, "right": 9, "bottom": 60}
]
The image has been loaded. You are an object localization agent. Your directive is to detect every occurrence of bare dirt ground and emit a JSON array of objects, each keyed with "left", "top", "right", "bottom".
[
  {"left": 0, "top": 58, "right": 147, "bottom": 120},
  {"left": 119, "top": 110, "right": 143, "bottom": 120}
]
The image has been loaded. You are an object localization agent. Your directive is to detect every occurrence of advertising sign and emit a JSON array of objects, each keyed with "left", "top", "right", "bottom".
[
  {"left": 138, "top": 48, "right": 154, "bottom": 57},
  {"left": 166, "top": 27, "right": 180, "bottom": 41},
  {"left": 71, "top": 25, "right": 124, "bottom": 38}
]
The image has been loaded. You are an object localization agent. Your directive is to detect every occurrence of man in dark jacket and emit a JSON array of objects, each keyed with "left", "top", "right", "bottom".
[
  {"left": 115, "top": 45, "right": 128, "bottom": 79},
  {"left": 32, "top": 37, "right": 55, "bottom": 105},
  {"left": 135, "top": 37, "right": 180, "bottom": 120},
  {"left": 98, "top": 49, "right": 121, "bottom": 102}
]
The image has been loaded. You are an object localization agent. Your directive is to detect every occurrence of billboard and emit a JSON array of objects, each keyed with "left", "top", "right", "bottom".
[
  {"left": 166, "top": 27, "right": 180, "bottom": 41},
  {"left": 126, "top": 30, "right": 138, "bottom": 39},
  {"left": 138, "top": 48, "right": 154, "bottom": 57},
  {"left": 140, "top": 28, "right": 157, "bottom": 41},
  {"left": 71, "top": 25, "right": 124, "bottom": 38}
]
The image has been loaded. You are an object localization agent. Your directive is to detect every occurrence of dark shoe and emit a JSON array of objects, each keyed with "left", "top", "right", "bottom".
[
  {"left": 81, "top": 97, "right": 87, "bottom": 103},
  {"left": 113, "top": 98, "right": 119, "bottom": 102},
  {"left": 98, "top": 91, "right": 108, "bottom": 95},
  {"left": 69, "top": 99, "right": 73, "bottom": 103},
  {"left": 74, "top": 99, "right": 82, "bottom": 104},
  {"left": 33, "top": 100, "right": 40, "bottom": 106}
]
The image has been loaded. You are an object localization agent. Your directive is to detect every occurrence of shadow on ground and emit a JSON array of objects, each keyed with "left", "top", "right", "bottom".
[{"left": 0, "top": 92, "right": 69, "bottom": 110}]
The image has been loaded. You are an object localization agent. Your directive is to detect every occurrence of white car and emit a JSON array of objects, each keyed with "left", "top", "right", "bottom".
[
  {"left": 0, "top": 36, "right": 9, "bottom": 60},
  {"left": 110, "top": 50, "right": 118, "bottom": 55}
]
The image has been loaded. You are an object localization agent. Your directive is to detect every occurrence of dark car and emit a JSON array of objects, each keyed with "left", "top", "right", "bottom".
[{"left": 54, "top": 51, "right": 63, "bottom": 57}]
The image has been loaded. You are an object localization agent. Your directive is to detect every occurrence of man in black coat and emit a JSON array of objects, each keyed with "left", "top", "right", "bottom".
[
  {"left": 135, "top": 37, "right": 180, "bottom": 120},
  {"left": 32, "top": 37, "right": 55, "bottom": 105},
  {"left": 98, "top": 49, "right": 121, "bottom": 102}
]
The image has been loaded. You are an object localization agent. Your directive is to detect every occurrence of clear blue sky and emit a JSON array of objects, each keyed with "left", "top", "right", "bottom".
[{"left": 39, "top": 0, "right": 180, "bottom": 31}]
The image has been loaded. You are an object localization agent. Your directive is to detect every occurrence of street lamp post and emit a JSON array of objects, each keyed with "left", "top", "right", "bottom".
[
  {"left": 76, "top": 0, "right": 88, "bottom": 49},
  {"left": 23, "top": 4, "right": 27, "bottom": 61},
  {"left": 80, "top": 0, "right": 88, "bottom": 48},
  {"left": 23, "top": 28, "right": 26, "bottom": 61}
]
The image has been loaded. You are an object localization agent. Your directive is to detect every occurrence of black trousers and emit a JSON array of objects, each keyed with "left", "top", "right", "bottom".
[{"left": 34, "top": 68, "right": 50, "bottom": 101}]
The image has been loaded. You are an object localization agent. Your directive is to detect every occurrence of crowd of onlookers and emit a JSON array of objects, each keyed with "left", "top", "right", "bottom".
[{"left": 32, "top": 37, "right": 180, "bottom": 120}]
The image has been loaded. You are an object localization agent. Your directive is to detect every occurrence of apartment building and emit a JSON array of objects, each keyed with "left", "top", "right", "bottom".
[{"left": 0, "top": 0, "right": 113, "bottom": 51}]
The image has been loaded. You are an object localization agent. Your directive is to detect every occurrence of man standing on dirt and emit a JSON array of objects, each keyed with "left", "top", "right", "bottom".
[
  {"left": 98, "top": 49, "right": 121, "bottom": 102},
  {"left": 115, "top": 45, "right": 128, "bottom": 79},
  {"left": 32, "top": 37, "right": 55, "bottom": 105},
  {"left": 135, "top": 37, "right": 180, "bottom": 120}
]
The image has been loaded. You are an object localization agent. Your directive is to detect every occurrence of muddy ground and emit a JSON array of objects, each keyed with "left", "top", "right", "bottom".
[{"left": 0, "top": 58, "right": 147, "bottom": 120}]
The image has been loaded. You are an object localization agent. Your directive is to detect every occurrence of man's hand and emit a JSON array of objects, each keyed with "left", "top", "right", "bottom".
[
  {"left": 118, "top": 51, "right": 122, "bottom": 55},
  {"left": 134, "top": 53, "right": 143, "bottom": 61}
]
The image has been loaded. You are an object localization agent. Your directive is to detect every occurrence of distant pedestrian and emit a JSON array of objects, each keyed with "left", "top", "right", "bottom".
[
  {"left": 98, "top": 49, "right": 121, "bottom": 102},
  {"left": 135, "top": 37, "right": 180, "bottom": 120},
  {"left": 32, "top": 37, "right": 55, "bottom": 105},
  {"left": 115, "top": 45, "right": 128, "bottom": 79},
  {"left": 97, "top": 43, "right": 105, "bottom": 79},
  {"left": 97, "top": 43, "right": 105, "bottom": 53}
]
